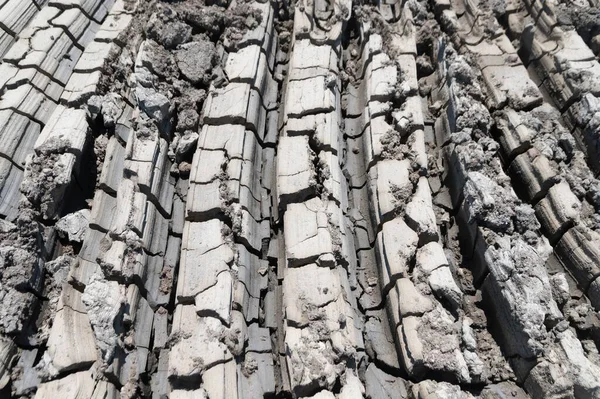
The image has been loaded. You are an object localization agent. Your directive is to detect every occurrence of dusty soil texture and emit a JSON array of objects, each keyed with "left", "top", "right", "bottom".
[{"left": 1, "top": 0, "right": 600, "bottom": 397}]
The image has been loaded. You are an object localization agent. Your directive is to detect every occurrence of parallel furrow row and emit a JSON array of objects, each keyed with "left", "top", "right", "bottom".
[
  {"left": 0, "top": 0, "right": 124, "bottom": 220},
  {"left": 0, "top": 1, "right": 137, "bottom": 396},
  {"left": 506, "top": 0, "right": 600, "bottom": 176},
  {"left": 167, "top": 0, "right": 279, "bottom": 397},
  {"left": 1, "top": 0, "right": 600, "bottom": 396},
  {"left": 439, "top": 0, "right": 600, "bottom": 310},
  {"left": 275, "top": 0, "right": 367, "bottom": 395},
  {"left": 432, "top": 0, "right": 600, "bottom": 395},
  {"left": 0, "top": 0, "right": 48, "bottom": 59}
]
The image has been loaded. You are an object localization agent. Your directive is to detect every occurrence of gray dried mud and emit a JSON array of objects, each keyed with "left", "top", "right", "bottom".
[{"left": 0, "top": 0, "right": 600, "bottom": 397}]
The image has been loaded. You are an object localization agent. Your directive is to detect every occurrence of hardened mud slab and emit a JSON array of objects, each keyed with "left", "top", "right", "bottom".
[{"left": 0, "top": 0, "right": 600, "bottom": 397}]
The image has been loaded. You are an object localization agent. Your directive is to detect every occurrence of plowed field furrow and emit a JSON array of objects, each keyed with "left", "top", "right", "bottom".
[{"left": 0, "top": 0, "right": 599, "bottom": 398}]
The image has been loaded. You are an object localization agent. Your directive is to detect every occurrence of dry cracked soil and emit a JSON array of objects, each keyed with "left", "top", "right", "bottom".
[{"left": 2, "top": 0, "right": 600, "bottom": 397}]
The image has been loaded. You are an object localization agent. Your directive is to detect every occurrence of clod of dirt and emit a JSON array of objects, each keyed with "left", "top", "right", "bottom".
[
  {"left": 176, "top": 107, "right": 200, "bottom": 132},
  {"left": 556, "top": 3, "right": 600, "bottom": 46},
  {"left": 176, "top": 4, "right": 225, "bottom": 39},
  {"left": 55, "top": 209, "right": 90, "bottom": 244},
  {"left": 175, "top": 40, "right": 218, "bottom": 85},
  {"left": 82, "top": 274, "right": 126, "bottom": 363},
  {"left": 146, "top": 6, "right": 193, "bottom": 49},
  {"left": 138, "top": 40, "right": 178, "bottom": 79}
]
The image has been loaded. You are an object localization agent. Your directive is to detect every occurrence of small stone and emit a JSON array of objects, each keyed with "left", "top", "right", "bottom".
[
  {"left": 136, "top": 87, "right": 171, "bottom": 125},
  {"left": 176, "top": 131, "right": 199, "bottom": 162}
]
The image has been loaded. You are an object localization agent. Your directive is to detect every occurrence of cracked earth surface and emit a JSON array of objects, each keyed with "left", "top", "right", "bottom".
[{"left": 2, "top": 0, "right": 600, "bottom": 397}]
